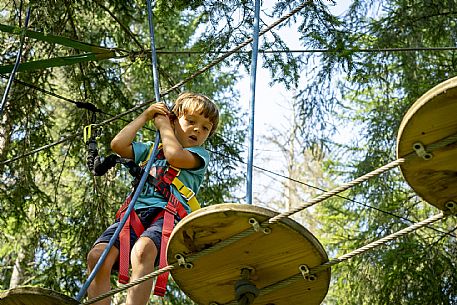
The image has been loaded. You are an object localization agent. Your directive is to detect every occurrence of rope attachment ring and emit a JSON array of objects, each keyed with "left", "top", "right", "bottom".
[
  {"left": 175, "top": 253, "right": 193, "bottom": 269},
  {"left": 412, "top": 142, "right": 433, "bottom": 160},
  {"left": 299, "top": 264, "right": 317, "bottom": 281},
  {"left": 249, "top": 217, "right": 271, "bottom": 234},
  {"left": 445, "top": 201, "right": 457, "bottom": 215}
]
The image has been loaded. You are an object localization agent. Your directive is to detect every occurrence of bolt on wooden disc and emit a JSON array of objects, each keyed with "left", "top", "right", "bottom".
[
  {"left": 0, "top": 286, "right": 79, "bottom": 305},
  {"left": 397, "top": 76, "right": 457, "bottom": 210},
  {"left": 167, "top": 203, "right": 330, "bottom": 305}
]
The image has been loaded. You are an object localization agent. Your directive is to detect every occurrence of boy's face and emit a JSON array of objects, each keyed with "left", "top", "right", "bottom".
[{"left": 173, "top": 111, "right": 213, "bottom": 148}]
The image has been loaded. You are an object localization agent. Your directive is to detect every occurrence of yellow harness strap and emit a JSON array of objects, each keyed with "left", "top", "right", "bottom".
[
  {"left": 142, "top": 144, "right": 201, "bottom": 212},
  {"left": 170, "top": 171, "right": 201, "bottom": 212}
]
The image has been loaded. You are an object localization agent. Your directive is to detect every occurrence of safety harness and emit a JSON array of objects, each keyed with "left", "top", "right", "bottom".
[{"left": 114, "top": 145, "right": 200, "bottom": 296}]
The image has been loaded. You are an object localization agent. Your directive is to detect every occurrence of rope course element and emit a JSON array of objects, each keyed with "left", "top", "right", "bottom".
[
  {"left": 78, "top": 147, "right": 406, "bottom": 305},
  {"left": 82, "top": 205, "right": 452, "bottom": 305},
  {"left": 212, "top": 212, "right": 449, "bottom": 305}
]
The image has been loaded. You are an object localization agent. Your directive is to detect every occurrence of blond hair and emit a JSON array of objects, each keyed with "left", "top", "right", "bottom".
[{"left": 172, "top": 92, "right": 219, "bottom": 136}]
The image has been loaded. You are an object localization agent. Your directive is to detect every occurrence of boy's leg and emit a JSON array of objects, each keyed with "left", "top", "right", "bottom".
[
  {"left": 126, "top": 236, "right": 158, "bottom": 305},
  {"left": 87, "top": 243, "right": 119, "bottom": 305}
]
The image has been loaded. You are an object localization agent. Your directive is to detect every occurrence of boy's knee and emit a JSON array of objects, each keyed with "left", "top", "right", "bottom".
[
  {"left": 87, "top": 243, "right": 113, "bottom": 271},
  {"left": 131, "top": 238, "right": 157, "bottom": 265}
]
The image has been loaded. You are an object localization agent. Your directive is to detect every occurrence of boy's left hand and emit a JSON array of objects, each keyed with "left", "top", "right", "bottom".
[{"left": 154, "top": 114, "right": 172, "bottom": 129}]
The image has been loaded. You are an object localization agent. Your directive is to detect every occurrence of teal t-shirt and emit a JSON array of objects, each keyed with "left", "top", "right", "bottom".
[{"left": 131, "top": 141, "right": 210, "bottom": 213}]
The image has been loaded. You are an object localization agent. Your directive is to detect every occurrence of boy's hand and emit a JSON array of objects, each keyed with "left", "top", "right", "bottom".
[{"left": 144, "top": 102, "right": 169, "bottom": 121}]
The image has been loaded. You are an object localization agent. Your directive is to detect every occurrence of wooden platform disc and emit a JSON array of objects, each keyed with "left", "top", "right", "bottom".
[
  {"left": 397, "top": 76, "right": 457, "bottom": 211},
  {"left": 168, "top": 203, "right": 330, "bottom": 305},
  {"left": 0, "top": 286, "right": 79, "bottom": 305}
]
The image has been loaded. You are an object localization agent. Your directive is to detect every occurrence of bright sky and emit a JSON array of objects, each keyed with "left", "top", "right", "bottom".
[{"left": 236, "top": 0, "right": 352, "bottom": 205}]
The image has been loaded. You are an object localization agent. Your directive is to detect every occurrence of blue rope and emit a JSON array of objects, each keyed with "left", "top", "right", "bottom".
[
  {"left": 147, "top": 0, "right": 161, "bottom": 103},
  {"left": 76, "top": 1, "right": 162, "bottom": 301},
  {"left": 0, "top": 6, "right": 31, "bottom": 117},
  {"left": 246, "top": 0, "right": 261, "bottom": 205}
]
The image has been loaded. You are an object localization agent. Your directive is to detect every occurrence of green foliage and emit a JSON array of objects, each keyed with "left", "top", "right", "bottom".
[
  {"left": 304, "top": 1, "right": 457, "bottom": 304},
  {"left": 4, "top": 0, "right": 455, "bottom": 304}
]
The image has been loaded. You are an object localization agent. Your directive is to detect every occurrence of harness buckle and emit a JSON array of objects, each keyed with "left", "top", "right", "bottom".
[{"left": 180, "top": 188, "right": 195, "bottom": 201}]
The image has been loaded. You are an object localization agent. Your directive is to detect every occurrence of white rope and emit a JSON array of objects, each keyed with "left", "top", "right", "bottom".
[
  {"left": 310, "top": 212, "right": 447, "bottom": 274},
  {"left": 266, "top": 158, "right": 405, "bottom": 225},
  {"left": 82, "top": 265, "right": 175, "bottom": 305}
]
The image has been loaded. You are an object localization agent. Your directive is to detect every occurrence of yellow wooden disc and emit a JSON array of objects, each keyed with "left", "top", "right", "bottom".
[
  {"left": 0, "top": 286, "right": 79, "bottom": 305},
  {"left": 168, "top": 203, "right": 330, "bottom": 305},
  {"left": 397, "top": 76, "right": 457, "bottom": 210}
]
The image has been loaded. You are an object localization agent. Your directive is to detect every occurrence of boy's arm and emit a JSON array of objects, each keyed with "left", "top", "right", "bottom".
[
  {"left": 154, "top": 115, "right": 202, "bottom": 169},
  {"left": 111, "top": 103, "right": 169, "bottom": 159}
]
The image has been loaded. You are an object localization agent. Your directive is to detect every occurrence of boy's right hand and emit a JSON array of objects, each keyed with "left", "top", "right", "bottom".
[{"left": 144, "top": 102, "right": 170, "bottom": 121}]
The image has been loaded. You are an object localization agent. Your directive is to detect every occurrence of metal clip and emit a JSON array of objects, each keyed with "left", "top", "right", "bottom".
[{"left": 413, "top": 142, "right": 433, "bottom": 160}]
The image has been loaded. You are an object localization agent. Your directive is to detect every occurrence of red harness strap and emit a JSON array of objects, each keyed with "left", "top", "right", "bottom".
[
  {"left": 152, "top": 195, "right": 182, "bottom": 296},
  {"left": 116, "top": 158, "right": 188, "bottom": 295},
  {"left": 116, "top": 194, "right": 145, "bottom": 284}
]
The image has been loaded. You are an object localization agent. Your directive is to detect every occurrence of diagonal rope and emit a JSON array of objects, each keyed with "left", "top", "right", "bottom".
[
  {"left": 0, "top": 1, "right": 310, "bottom": 165},
  {"left": 309, "top": 212, "right": 447, "bottom": 274}
]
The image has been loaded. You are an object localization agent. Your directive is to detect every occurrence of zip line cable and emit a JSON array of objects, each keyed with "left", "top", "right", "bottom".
[
  {"left": 0, "top": 5, "right": 31, "bottom": 117},
  {"left": 152, "top": 46, "right": 457, "bottom": 55}
]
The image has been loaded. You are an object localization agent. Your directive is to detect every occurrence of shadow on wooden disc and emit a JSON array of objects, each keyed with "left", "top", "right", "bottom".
[
  {"left": 0, "top": 286, "right": 79, "bottom": 305},
  {"left": 397, "top": 76, "right": 457, "bottom": 211},
  {"left": 168, "top": 203, "right": 330, "bottom": 305}
]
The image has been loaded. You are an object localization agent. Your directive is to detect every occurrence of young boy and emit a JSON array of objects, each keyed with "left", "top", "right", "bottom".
[{"left": 86, "top": 92, "right": 219, "bottom": 305}]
